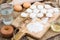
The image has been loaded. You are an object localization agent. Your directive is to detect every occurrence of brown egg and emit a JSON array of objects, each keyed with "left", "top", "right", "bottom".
[
  {"left": 14, "top": 4, "right": 22, "bottom": 12},
  {"left": 23, "top": 2, "right": 31, "bottom": 8}
]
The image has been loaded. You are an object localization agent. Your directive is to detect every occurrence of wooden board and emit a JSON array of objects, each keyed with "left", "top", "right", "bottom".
[{"left": 11, "top": 2, "right": 60, "bottom": 40}]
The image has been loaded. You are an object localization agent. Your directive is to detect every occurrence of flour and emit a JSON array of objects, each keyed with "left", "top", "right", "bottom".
[{"left": 27, "top": 21, "right": 44, "bottom": 33}]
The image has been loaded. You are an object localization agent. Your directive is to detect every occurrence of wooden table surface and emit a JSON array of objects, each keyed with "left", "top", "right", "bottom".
[{"left": 0, "top": 11, "right": 60, "bottom": 40}]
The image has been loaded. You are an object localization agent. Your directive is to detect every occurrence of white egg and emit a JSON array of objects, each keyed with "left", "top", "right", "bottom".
[
  {"left": 26, "top": 8, "right": 32, "bottom": 13},
  {"left": 37, "top": 5, "right": 44, "bottom": 10},
  {"left": 45, "top": 4, "right": 52, "bottom": 9},
  {"left": 53, "top": 8, "right": 60, "bottom": 13},
  {"left": 46, "top": 13, "right": 53, "bottom": 17},
  {"left": 37, "top": 13, "right": 44, "bottom": 18},
  {"left": 33, "top": 9, "right": 40, "bottom": 13},
  {"left": 41, "top": 9, "right": 47, "bottom": 13},
  {"left": 30, "top": 5, "right": 36, "bottom": 9},
  {"left": 21, "top": 12, "right": 28, "bottom": 17},
  {"left": 27, "top": 21, "right": 44, "bottom": 33},
  {"left": 47, "top": 9, "right": 54, "bottom": 13},
  {"left": 30, "top": 13, "right": 37, "bottom": 19}
]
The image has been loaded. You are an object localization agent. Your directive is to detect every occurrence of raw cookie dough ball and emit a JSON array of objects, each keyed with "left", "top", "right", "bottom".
[
  {"left": 30, "top": 13, "right": 36, "bottom": 19},
  {"left": 41, "top": 8, "right": 47, "bottom": 14},
  {"left": 37, "top": 5, "right": 44, "bottom": 10},
  {"left": 46, "top": 13, "right": 53, "bottom": 17},
  {"left": 26, "top": 8, "right": 32, "bottom": 13},
  {"left": 37, "top": 13, "right": 44, "bottom": 18},
  {"left": 33, "top": 9, "right": 40, "bottom": 13},
  {"left": 23, "top": 2, "right": 31, "bottom": 8},
  {"left": 14, "top": 4, "right": 22, "bottom": 12},
  {"left": 53, "top": 8, "right": 60, "bottom": 13},
  {"left": 47, "top": 9, "right": 54, "bottom": 13},
  {"left": 21, "top": 12, "right": 28, "bottom": 17},
  {"left": 30, "top": 5, "right": 36, "bottom": 9},
  {"left": 44, "top": 4, "right": 52, "bottom": 9},
  {"left": 41, "top": 17, "right": 49, "bottom": 24}
]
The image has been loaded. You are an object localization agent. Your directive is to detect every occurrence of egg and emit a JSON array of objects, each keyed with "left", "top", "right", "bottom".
[
  {"left": 21, "top": 12, "right": 28, "bottom": 17},
  {"left": 23, "top": 2, "right": 31, "bottom": 8},
  {"left": 30, "top": 5, "right": 36, "bottom": 9},
  {"left": 14, "top": 4, "right": 22, "bottom": 12}
]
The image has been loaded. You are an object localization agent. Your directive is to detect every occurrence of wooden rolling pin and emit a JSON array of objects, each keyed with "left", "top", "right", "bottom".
[{"left": 9, "top": 0, "right": 43, "bottom": 5}]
